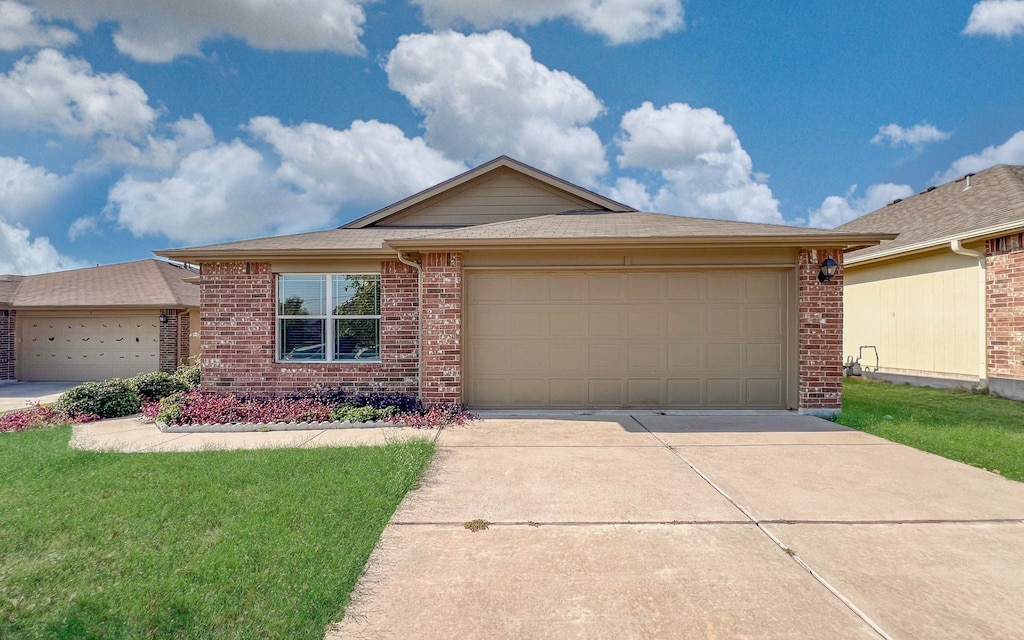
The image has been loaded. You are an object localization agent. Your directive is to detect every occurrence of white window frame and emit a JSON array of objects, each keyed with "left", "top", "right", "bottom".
[{"left": 276, "top": 273, "right": 382, "bottom": 363}]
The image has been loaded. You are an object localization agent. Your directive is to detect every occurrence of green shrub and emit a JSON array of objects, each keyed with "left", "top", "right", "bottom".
[
  {"left": 152, "top": 392, "right": 186, "bottom": 424},
  {"left": 174, "top": 364, "right": 201, "bottom": 389},
  {"left": 328, "top": 405, "right": 394, "bottom": 423},
  {"left": 56, "top": 379, "right": 142, "bottom": 419},
  {"left": 128, "top": 371, "right": 188, "bottom": 403}
]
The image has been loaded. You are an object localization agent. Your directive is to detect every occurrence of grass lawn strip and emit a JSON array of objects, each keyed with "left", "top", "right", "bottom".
[
  {"left": 836, "top": 378, "right": 1024, "bottom": 482},
  {"left": 0, "top": 426, "right": 434, "bottom": 639}
]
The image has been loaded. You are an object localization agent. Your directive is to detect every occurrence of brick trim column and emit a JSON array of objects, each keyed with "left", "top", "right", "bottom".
[
  {"left": 985, "top": 233, "right": 1024, "bottom": 400},
  {"left": 177, "top": 310, "right": 191, "bottom": 367},
  {"left": 797, "top": 248, "right": 843, "bottom": 416},
  {"left": 421, "top": 252, "right": 462, "bottom": 404},
  {"left": 158, "top": 308, "right": 180, "bottom": 373},
  {"left": 0, "top": 310, "right": 14, "bottom": 381}
]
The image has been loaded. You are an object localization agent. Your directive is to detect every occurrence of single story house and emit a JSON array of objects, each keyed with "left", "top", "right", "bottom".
[
  {"left": 837, "top": 164, "right": 1024, "bottom": 400},
  {"left": 0, "top": 259, "right": 198, "bottom": 382},
  {"left": 157, "top": 157, "right": 890, "bottom": 416}
]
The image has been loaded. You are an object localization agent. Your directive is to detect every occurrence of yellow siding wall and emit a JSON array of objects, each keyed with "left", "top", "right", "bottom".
[{"left": 844, "top": 252, "right": 981, "bottom": 379}]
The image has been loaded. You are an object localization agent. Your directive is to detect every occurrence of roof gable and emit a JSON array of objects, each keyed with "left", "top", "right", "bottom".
[
  {"left": 343, "top": 156, "right": 635, "bottom": 229},
  {"left": 840, "top": 164, "right": 1024, "bottom": 262}
]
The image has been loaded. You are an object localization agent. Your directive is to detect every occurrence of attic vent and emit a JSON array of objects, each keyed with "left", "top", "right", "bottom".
[
  {"left": 919, "top": 186, "right": 937, "bottom": 195},
  {"left": 887, "top": 198, "right": 903, "bottom": 206}
]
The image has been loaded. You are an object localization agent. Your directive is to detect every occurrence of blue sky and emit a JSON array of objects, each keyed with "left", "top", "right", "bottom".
[{"left": 1, "top": 0, "right": 1023, "bottom": 273}]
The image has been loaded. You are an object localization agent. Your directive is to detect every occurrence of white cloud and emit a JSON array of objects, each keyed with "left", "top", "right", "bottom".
[
  {"left": 97, "top": 114, "right": 216, "bottom": 168},
  {"left": 809, "top": 183, "right": 914, "bottom": 229},
  {"left": 0, "top": 156, "right": 68, "bottom": 220},
  {"left": 611, "top": 101, "right": 782, "bottom": 223},
  {"left": 0, "top": 1, "right": 76, "bottom": 50},
  {"left": 932, "top": 130, "right": 1024, "bottom": 184},
  {"left": 0, "top": 48, "right": 157, "bottom": 140},
  {"left": 27, "top": 0, "right": 368, "bottom": 62},
  {"left": 963, "top": 0, "right": 1024, "bottom": 38},
  {"left": 386, "top": 30, "right": 607, "bottom": 186},
  {"left": 0, "top": 217, "right": 84, "bottom": 274},
  {"left": 247, "top": 116, "right": 466, "bottom": 206},
  {"left": 413, "top": 0, "right": 683, "bottom": 44},
  {"left": 871, "top": 122, "right": 952, "bottom": 148},
  {"left": 106, "top": 139, "right": 335, "bottom": 244}
]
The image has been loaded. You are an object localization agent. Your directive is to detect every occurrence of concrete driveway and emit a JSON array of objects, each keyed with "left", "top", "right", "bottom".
[
  {"left": 0, "top": 381, "right": 79, "bottom": 412},
  {"left": 329, "top": 413, "right": 1024, "bottom": 640}
]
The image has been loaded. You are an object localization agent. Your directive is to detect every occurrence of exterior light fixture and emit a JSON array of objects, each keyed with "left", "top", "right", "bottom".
[
  {"left": 817, "top": 257, "right": 838, "bottom": 283},
  {"left": 159, "top": 313, "right": 169, "bottom": 324}
]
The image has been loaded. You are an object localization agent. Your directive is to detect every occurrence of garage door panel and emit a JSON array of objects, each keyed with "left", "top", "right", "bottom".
[
  {"left": 588, "top": 274, "right": 625, "bottom": 300},
  {"left": 707, "top": 273, "right": 745, "bottom": 299},
  {"left": 469, "top": 274, "right": 510, "bottom": 302},
  {"left": 706, "top": 379, "right": 743, "bottom": 405},
  {"left": 667, "top": 379, "right": 702, "bottom": 406},
  {"left": 511, "top": 307, "right": 548, "bottom": 336},
  {"left": 465, "top": 270, "right": 789, "bottom": 409},
  {"left": 746, "top": 307, "right": 783, "bottom": 336},
  {"left": 627, "top": 343, "right": 664, "bottom": 372},
  {"left": 627, "top": 379, "right": 662, "bottom": 406},
  {"left": 550, "top": 307, "right": 586, "bottom": 335},
  {"left": 706, "top": 308, "right": 744, "bottom": 337},
  {"left": 627, "top": 274, "right": 663, "bottom": 300},
  {"left": 589, "top": 343, "right": 627, "bottom": 371},
  {"left": 588, "top": 379, "right": 624, "bottom": 406},
  {"left": 628, "top": 306, "right": 665, "bottom": 336},
  {"left": 588, "top": 307, "right": 624, "bottom": 336},
  {"left": 550, "top": 343, "right": 586, "bottom": 371},
  {"left": 550, "top": 379, "right": 585, "bottom": 405},
  {"left": 667, "top": 344, "right": 705, "bottom": 373},
  {"left": 747, "top": 379, "right": 783, "bottom": 406}
]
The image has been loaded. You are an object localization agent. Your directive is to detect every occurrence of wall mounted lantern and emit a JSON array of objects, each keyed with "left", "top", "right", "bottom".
[
  {"left": 817, "top": 257, "right": 838, "bottom": 283},
  {"left": 159, "top": 313, "right": 169, "bottom": 324}
]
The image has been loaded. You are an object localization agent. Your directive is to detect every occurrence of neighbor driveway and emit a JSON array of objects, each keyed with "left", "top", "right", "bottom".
[
  {"left": 329, "top": 413, "right": 1024, "bottom": 640},
  {"left": 0, "top": 381, "right": 79, "bottom": 413}
]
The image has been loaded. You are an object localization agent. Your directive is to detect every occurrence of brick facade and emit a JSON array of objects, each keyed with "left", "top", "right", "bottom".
[
  {"left": 199, "top": 260, "right": 419, "bottom": 396},
  {"left": 178, "top": 310, "right": 191, "bottom": 366},
  {"left": 797, "top": 248, "right": 844, "bottom": 415},
  {"left": 420, "top": 252, "right": 463, "bottom": 403},
  {"left": 0, "top": 310, "right": 14, "bottom": 381},
  {"left": 158, "top": 308, "right": 179, "bottom": 373},
  {"left": 986, "top": 234, "right": 1024, "bottom": 397}
]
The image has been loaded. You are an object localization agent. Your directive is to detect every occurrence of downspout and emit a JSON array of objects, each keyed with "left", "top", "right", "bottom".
[
  {"left": 951, "top": 239, "right": 987, "bottom": 387},
  {"left": 395, "top": 251, "right": 423, "bottom": 400}
]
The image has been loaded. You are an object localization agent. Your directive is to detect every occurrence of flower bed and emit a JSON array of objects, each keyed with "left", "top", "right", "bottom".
[
  {"left": 145, "top": 389, "right": 473, "bottom": 432},
  {"left": 0, "top": 404, "right": 100, "bottom": 434}
]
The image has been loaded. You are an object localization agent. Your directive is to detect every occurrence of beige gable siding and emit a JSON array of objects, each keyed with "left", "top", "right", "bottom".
[
  {"left": 375, "top": 170, "right": 598, "bottom": 227},
  {"left": 844, "top": 252, "right": 982, "bottom": 381}
]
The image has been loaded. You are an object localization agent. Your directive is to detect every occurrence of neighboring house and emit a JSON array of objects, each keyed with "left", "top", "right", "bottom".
[
  {"left": 157, "top": 157, "right": 889, "bottom": 415},
  {"left": 0, "top": 259, "right": 199, "bottom": 382},
  {"left": 838, "top": 164, "right": 1024, "bottom": 400}
]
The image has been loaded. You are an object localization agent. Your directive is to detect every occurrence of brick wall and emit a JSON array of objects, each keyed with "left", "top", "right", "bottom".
[
  {"left": 199, "top": 260, "right": 419, "bottom": 396},
  {"left": 420, "top": 252, "right": 463, "bottom": 403},
  {"left": 0, "top": 310, "right": 14, "bottom": 381},
  {"left": 158, "top": 309, "right": 179, "bottom": 373},
  {"left": 797, "top": 248, "right": 844, "bottom": 415},
  {"left": 178, "top": 310, "right": 191, "bottom": 366},
  {"left": 986, "top": 234, "right": 1024, "bottom": 383}
]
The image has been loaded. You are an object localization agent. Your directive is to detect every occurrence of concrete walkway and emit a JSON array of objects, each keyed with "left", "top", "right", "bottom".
[
  {"left": 0, "top": 381, "right": 79, "bottom": 412},
  {"left": 328, "top": 413, "right": 1024, "bottom": 640},
  {"left": 70, "top": 417, "right": 433, "bottom": 451}
]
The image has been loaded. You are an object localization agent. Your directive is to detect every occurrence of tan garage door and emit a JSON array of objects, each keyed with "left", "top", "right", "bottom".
[
  {"left": 19, "top": 314, "right": 160, "bottom": 381},
  {"left": 465, "top": 269, "right": 792, "bottom": 409}
]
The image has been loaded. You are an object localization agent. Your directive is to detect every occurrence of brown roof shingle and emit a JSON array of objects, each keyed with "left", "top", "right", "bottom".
[
  {"left": 1, "top": 259, "right": 198, "bottom": 309},
  {"left": 839, "top": 164, "right": 1024, "bottom": 261}
]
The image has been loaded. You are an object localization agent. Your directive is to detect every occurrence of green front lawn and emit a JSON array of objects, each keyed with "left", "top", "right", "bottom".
[
  {"left": 0, "top": 426, "right": 434, "bottom": 639},
  {"left": 835, "top": 378, "right": 1024, "bottom": 482}
]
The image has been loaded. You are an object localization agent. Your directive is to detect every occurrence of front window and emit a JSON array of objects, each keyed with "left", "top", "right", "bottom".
[{"left": 277, "top": 274, "right": 380, "bottom": 361}]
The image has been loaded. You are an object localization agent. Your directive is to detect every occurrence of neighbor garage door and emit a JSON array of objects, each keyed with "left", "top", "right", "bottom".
[
  {"left": 19, "top": 314, "right": 160, "bottom": 381},
  {"left": 464, "top": 269, "right": 792, "bottom": 409}
]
